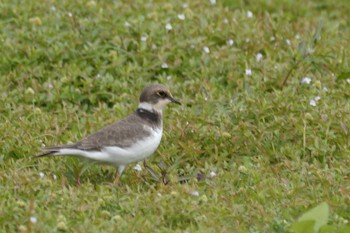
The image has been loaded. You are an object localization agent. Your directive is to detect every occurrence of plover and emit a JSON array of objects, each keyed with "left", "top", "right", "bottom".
[{"left": 35, "top": 84, "right": 181, "bottom": 184}]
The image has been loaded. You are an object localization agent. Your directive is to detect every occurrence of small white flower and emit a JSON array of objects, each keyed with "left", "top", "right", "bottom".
[
  {"left": 26, "top": 87, "right": 35, "bottom": 95},
  {"left": 245, "top": 69, "right": 252, "bottom": 76},
  {"left": 274, "top": 65, "right": 278, "bottom": 69},
  {"left": 161, "top": 63, "right": 168, "bottom": 69},
  {"left": 166, "top": 75, "right": 172, "bottom": 80},
  {"left": 51, "top": 6, "right": 56, "bottom": 12},
  {"left": 178, "top": 14, "right": 185, "bottom": 20},
  {"left": 247, "top": 11, "right": 253, "bottom": 18},
  {"left": 346, "top": 78, "right": 350, "bottom": 84},
  {"left": 39, "top": 172, "right": 45, "bottom": 179},
  {"left": 309, "top": 99, "right": 317, "bottom": 106},
  {"left": 182, "top": 3, "right": 189, "bottom": 8},
  {"left": 191, "top": 191, "right": 199, "bottom": 196},
  {"left": 68, "top": 12, "right": 73, "bottom": 17},
  {"left": 286, "top": 39, "right": 291, "bottom": 45},
  {"left": 141, "top": 36, "right": 147, "bottom": 42},
  {"left": 165, "top": 23, "right": 172, "bottom": 31},
  {"left": 124, "top": 21, "right": 131, "bottom": 27},
  {"left": 315, "top": 96, "right": 321, "bottom": 101},
  {"left": 323, "top": 87, "right": 328, "bottom": 92},
  {"left": 96, "top": 74, "right": 102, "bottom": 79},
  {"left": 270, "top": 36, "right": 275, "bottom": 41},
  {"left": 238, "top": 165, "right": 247, "bottom": 173},
  {"left": 256, "top": 53, "right": 263, "bottom": 62},
  {"left": 295, "top": 34, "right": 301, "bottom": 39},
  {"left": 203, "top": 46, "right": 210, "bottom": 53},
  {"left": 301, "top": 77, "right": 311, "bottom": 84},
  {"left": 53, "top": 174, "right": 57, "bottom": 180},
  {"left": 134, "top": 164, "right": 142, "bottom": 171},
  {"left": 48, "top": 83, "right": 53, "bottom": 89},
  {"left": 245, "top": 38, "right": 250, "bottom": 43},
  {"left": 30, "top": 216, "right": 37, "bottom": 224},
  {"left": 186, "top": 121, "right": 189, "bottom": 125},
  {"left": 209, "top": 171, "right": 217, "bottom": 177},
  {"left": 227, "top": 39, "right": 234, "bottom": 46},
  {"left": 204, "top": 97, "right": 208, "bottom": 101},
  {"left": 223, "top": 18, "right": 229, "bottom": 24},
  {"left": 210, "top": 0, "right": 216, "bottom": 5},
  {"left": 157, "top": 192, "right": 162, "bottom": 197}
]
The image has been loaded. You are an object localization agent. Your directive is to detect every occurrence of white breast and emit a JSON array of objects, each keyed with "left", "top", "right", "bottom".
[{"left": 103, "top": 127, "right": 163, "bottom": 165}]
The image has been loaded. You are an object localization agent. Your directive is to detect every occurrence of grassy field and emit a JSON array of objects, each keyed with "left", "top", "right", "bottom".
[{"left": 0, "top": 0, "right": 349, "bottom": 232}]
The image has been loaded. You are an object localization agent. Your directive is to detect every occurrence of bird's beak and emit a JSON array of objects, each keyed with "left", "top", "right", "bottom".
[{"left": 169, "top": 96, "right": 181, "bottom": 105}]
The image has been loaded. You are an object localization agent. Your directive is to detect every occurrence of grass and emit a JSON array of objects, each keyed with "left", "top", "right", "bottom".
[{"left": 0, "top": 0, "right": 349, "bottom": 232}]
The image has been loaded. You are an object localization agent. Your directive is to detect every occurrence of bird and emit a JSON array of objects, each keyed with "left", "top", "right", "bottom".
[{"left": 35, "top": 84, "right": 181, "bottom": 184}]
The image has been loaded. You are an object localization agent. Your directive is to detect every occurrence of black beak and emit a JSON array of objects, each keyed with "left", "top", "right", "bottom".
[{"left": 169, "top": 96, "right": 181, "bottom": 105}]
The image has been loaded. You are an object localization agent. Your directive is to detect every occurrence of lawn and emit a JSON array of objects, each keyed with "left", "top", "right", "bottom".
[{"left": 0, "top": 0, "right": 349, "bottom": 232}]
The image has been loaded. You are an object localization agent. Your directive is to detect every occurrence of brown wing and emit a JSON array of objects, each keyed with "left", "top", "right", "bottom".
[{"left": 73, "top": 113, "right": 151, "bottom": 150}]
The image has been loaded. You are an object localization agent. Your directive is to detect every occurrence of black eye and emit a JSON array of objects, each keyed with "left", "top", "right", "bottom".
[{"left": 157, "top": 91, "right": 166, "bottom": 97}]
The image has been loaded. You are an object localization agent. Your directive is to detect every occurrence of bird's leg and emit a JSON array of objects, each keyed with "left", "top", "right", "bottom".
[
  {"left": 113, "top": 165, "right": 125, "bottom": 185},
  {"left": 76, "top": 176, "right": 81, "bottom": 186},
  {"left": 143, "top": 160, "right": 149, "bottom": 170}
]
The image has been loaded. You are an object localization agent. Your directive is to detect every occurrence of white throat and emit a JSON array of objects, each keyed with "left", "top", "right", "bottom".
[{"left": 138, "top": 102, "right": 162, "bottom": 114}]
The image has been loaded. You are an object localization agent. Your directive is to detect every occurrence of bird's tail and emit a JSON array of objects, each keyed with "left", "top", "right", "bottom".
[{"left": 34, "top": 144, "right": 75, "bottom": 158}]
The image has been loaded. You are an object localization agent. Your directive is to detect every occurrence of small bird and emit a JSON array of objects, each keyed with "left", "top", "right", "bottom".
[{"left": 35, "top": 84, "right": 181, "bottom": 184}]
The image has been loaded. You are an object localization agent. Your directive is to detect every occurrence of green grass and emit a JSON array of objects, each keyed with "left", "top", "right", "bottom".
[{"left": 0, "top": 0, "right": 349, "bottom": 232}]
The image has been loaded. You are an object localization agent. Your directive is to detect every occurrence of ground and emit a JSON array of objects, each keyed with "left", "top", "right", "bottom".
[{"left": 0, "top": 0, "right": 349, "bottom": 232}]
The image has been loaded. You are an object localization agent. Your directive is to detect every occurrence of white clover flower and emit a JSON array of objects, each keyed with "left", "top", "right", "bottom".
[
  {"left": 204, "top": 97, "right": 208, "bottom": 101},
  {"left": 30, "top": 216, "right": 37, "bottom": 224},
  {"left": 295, "top": 34, "right": 301, "bottom": 39},
  {"left": 246, "top": 38, "right": 250, "bottom": 43},
  {"left": 157, "top": 192, "right": 162, "bottom": 197},
  {"left": 227, "top": 39, "right": 234, "bottom": 46},
  {"left": 141, "top": 36, "right": 147, "bottom": 42},
  {"left": 134, "top": 164, "right": 142, "bottom": 171},
  {"left": 51, "top": 6, "right": 56, "bottom": 12},
  {"left": 53, "top": 174, "right": 57, "bottom": 180},
  {"left": 166, "top": 75, "right": 172, "bottom": 80},
  {"left": 161, "top": 63, "right": 168, "bottom": 69},
  {"left": 315, "top": 96, "right": 321, "bottom": 102},
  {"left": 182, "top": 3, "right": 189, "bottom": 8},
  {"left": 210, "top": 0, "right": 216, "bottom": 5},
  {"left": 245, "top": 69, "right": 252, "bottom": 76},
  {"left": 270, "top": 36, "right": 275, "bottom": 41},
  {"left": 203, "top": 46, "right": 210, "bottom": 53},
  {"left": 39, "top": 172, "right": 45, "bottom": 179},
  {"left": 286, "top": 39, "right": 291, "bottom": 45},
  {"left": 301, "top": 77, "right": 311, "bottom": 84},
  {"left": 209, "top": 171, "right": 217, "bottom": 177},
  {"left": 256, "top": 53, "right": 263, "bottom": 62},
  {"left": 238, "top": 165, "right": 247, "bottom": 173},
  {"left": 309, "top": 99, "right": 317, "bottom": 106},
  {"left": 177, "top": 14, "right": 185, "bottom": 20},
  {"left": 124, "top": 21, "right": 131, "bottom": 27},
  {"left": 191, "top": 191, "right": 199, "bottom": 196},
  {"left": 68, "top": 12, "right": 73, "bottom": 17},
  {"left": 247, "top": 11, "right": 253, "bottom": 18},
  {"left": 223, "top": 18, "right": 229, "bottom": 24},
  {"left": 165, "top": 23, "right": 172, "bottom": 31},
  {"left": 346, "top": 78, "right": 350, "bottom": 84}
]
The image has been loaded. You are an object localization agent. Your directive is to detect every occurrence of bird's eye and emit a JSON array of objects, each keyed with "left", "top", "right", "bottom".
[{"left": 157, "top": 91, "right": 166, "bottom": 97}]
